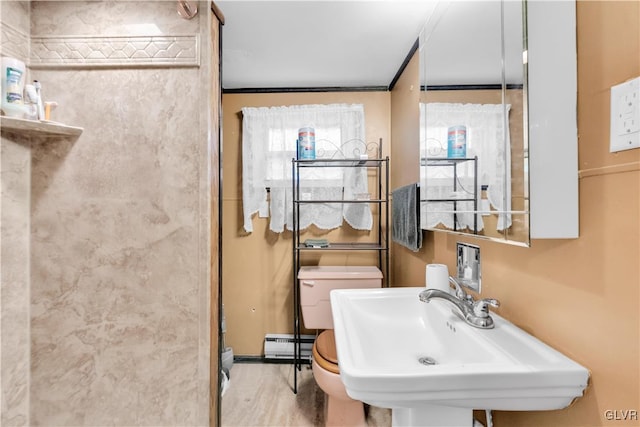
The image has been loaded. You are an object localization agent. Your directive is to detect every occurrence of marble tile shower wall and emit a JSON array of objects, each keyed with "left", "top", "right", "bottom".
[
  {"left": 0, "top": 1, "right": 30, "bottom": 62},
  {"left": 1, "top": 1, "right": 212, "bottom": 426},
  {"left": 0, "top": 137, "right": 31, "bottom": 427},
  {"left": 1, "top": 4, "right": 33, "bottom": 427}
]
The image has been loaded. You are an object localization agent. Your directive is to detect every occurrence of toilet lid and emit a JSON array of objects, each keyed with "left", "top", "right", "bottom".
[{"left": 313, "top": 330, "right": 340, "bottom": 374}]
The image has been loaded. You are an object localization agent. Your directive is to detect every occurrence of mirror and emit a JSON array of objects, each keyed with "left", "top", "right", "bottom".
[{"left": 419, "top": 0, "right": 529, "bottom": 245}]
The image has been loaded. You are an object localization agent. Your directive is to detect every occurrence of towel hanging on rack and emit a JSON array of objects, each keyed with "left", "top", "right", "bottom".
[{"left": 391, "top": 183, "right": 422, "bottom": 252}]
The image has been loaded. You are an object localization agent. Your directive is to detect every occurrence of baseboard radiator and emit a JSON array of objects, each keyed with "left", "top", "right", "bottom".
[{"left": 264, "top": 334, "right": 315, "bottom": 361}]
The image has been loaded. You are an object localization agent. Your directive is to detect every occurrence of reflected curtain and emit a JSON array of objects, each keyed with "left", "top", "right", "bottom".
[{"left": 420, "top": 102, "right": 512, "bottom": 231}]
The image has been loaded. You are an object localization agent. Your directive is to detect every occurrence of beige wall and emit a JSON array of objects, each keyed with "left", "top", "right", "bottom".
[
  {"left": 394, "top": 1, "right": 640, "bottom": 426},
  {"left": 1, "top": 1, "right": 215, "bottom": 425},
  {"left": 391, "top": 52, "right": 420, "bottom": 189},
  {"left": 389, "top": 51, "right": 430, "bottom": 286},
  {"left": 222, "top": 92, "right": 390, "bottom": 355}
]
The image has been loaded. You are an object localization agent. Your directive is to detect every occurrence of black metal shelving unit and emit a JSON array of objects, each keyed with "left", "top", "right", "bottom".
[{"left": 290, "top": 153, "right": 389, "bottom": 393}]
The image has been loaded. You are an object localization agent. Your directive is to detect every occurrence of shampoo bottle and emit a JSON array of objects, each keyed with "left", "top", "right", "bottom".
[
  {"left": 1, "top": 57, "right": 28, "bottom": 118},
  {"left": 33, "top": 80, "right": 45, "bottom": 120}
]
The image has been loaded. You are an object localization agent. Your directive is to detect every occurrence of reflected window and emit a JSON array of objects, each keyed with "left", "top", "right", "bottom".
[{"left": 420, "top": 102, "right": 512, "bottom": 232}]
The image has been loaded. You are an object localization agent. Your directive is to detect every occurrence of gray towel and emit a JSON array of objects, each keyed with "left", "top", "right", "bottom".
[{"left": 392, "top": 183, "right": 422, "bottom": 252}]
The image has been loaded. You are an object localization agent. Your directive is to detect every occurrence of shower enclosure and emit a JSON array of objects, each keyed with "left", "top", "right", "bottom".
[{"left": 0, "top": 1, "right": 222, "bottom": 425}]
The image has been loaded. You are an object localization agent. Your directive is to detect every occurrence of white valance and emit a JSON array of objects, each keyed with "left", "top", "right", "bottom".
[{"left": 242, "top": 103, "right": 371, "bottom": 233}]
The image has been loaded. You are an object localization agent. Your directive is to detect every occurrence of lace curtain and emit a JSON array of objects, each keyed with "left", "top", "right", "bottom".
[
  {"left": 242, "top": 103, "right": 372, "bottom": 233},
  {"left": 420, "top": 102, "right": 512, "bottom": 231}
]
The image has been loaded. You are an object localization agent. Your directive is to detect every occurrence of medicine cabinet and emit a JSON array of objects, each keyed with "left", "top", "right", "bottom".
[{"left": 419, "top": 0, "right": 578, "bottom": 245}]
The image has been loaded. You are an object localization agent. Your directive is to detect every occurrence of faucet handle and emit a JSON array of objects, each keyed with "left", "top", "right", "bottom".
[
  {"left": 473, "top": 298, "right": 500, "bottom": 318},
  {"left": 448, "top": 276, "right": 467, "bottom": 299}
]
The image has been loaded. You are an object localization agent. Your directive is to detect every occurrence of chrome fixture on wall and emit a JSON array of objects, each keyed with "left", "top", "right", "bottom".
[{"left": 177, "top": 0, "right": 198, "bottom": 19}]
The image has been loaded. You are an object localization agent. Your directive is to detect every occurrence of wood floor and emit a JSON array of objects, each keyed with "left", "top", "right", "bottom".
[{"left": 221, "top": 362, "right": 392, "bottom": 426}]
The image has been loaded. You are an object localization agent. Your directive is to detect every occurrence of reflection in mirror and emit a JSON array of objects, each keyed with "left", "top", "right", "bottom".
[
  {"left": 456, "top": 242, "right": 481, "bottom": 292},
  {"left": 419, "top": 0, "right": 529, "bottom": 245}
]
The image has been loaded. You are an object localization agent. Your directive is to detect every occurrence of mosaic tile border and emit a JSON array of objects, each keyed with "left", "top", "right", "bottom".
[
  {"left": 0, "top": 22, "right": 30, "bottom": 63},
  {"left": 30, "top": 34, "right": 200, "bottom": 68}
]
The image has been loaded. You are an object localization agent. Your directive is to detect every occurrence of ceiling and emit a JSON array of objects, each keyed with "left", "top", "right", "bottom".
[
  {"left": 420, "top": 0, "right": 524, "bottom": 86},
  {"left": 216, "top": 1, "right": 436, "bottom": 90}
]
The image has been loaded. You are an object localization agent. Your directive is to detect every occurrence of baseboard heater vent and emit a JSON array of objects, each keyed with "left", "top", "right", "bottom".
[{"left": 264, "top": 334, "right": 314, "bottom": 360}]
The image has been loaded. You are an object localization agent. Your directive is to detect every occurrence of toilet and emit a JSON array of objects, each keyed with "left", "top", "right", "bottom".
[{"left": 298, "top": 266, "right": 383, "bottom": 427}]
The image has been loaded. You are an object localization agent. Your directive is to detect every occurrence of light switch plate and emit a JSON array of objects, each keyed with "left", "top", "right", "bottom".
[{"left": 610, "top": 77, "right": 640, "bottom": 153}]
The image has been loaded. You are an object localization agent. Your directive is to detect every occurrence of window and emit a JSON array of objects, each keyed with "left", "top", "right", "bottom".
[
  {"left": 242, "top": 103, "right": 371, "bottom": 233},
  {"left": 264, "top": 126, "right": 343, "bottom": 186}
]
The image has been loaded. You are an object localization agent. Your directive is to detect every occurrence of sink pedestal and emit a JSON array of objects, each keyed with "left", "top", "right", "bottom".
[{"left": 391, "top": 405, "right": 472, "bottom": 427}]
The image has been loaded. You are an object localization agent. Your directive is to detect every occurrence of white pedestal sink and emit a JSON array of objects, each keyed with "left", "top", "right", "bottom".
[{"left": 330, "top": 287, "right": 589, "bottom": 427}]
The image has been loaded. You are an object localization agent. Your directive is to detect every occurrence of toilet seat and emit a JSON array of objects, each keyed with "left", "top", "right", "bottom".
[{"left": 312, "top": 330, "right": 340, "bottom": 374}]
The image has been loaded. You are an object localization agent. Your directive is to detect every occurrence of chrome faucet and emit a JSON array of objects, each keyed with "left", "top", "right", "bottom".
[{"left": 419, "top": 276, "right": 500, "bottom": 329}]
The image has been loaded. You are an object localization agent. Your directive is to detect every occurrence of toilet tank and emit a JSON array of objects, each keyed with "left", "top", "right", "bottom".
[{"left": 298, "top": 266, "right": 382, "bottom": 330}]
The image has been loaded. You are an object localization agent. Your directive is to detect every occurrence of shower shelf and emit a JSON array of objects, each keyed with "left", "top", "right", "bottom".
[{"left": 1, "top": 116, "right": 83, "bottom": 137}]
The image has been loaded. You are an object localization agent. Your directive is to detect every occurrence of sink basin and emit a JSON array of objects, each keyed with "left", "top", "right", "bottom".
[{"left": 330, "top": 287, "right": 589, "bottom": 426}]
